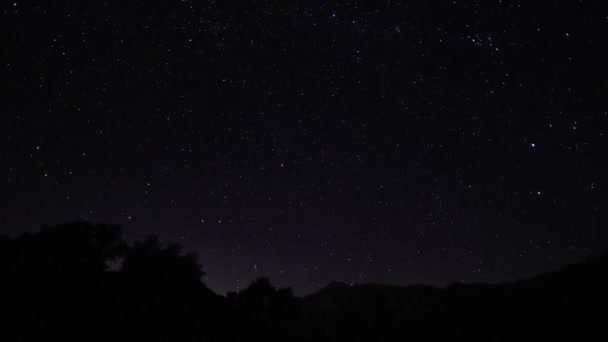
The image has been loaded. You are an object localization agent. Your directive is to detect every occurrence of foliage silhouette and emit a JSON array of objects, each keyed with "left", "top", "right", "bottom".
[
  {"left": 121, "top": 235, "right": 204, "bottom": 287},
  {"left": 1, "top": 221, "right": 607, "bottom": 341}
]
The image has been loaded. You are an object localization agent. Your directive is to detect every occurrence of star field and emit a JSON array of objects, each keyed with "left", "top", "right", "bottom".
[{"left": 2, "top": 1, "right": 607, "bottom": 294}]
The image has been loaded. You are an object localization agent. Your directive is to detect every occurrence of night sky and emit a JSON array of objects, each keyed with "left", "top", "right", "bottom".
[{"left": 3, "top": 1, "right": 607, "bottom": 295}]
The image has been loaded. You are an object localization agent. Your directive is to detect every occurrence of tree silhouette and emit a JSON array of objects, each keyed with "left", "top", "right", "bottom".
[
  {"left": 230, "top": 277, "right": 300, "bottom": 331},
  {"left": 1, "top": 221, "right": 124, "bottom": 281},
  {"left": 121, "top": 235, "right": 204, "bottom": 287}
]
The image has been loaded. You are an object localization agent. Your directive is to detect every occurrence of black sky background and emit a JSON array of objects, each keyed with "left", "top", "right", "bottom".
[{"left": 2, "top": 0, "right": 607, "bottom": 294}]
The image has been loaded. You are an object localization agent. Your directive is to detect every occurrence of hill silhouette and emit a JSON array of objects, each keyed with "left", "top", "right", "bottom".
[{"left": 1, "top": 221, "right": 606, "bottom": 340}]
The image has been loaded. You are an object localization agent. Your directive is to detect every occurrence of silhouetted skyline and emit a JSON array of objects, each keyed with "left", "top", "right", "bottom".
[
  {"left": 3, "top": 1, "right": 607, "bottom": 295},
  {"left": 2, "top": 221, "right": 607, "bottom": 340}
]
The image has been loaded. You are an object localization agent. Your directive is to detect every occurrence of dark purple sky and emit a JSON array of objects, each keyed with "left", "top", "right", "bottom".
[{"left": 3, "top": 0, "right": 607, "bottom": 295}]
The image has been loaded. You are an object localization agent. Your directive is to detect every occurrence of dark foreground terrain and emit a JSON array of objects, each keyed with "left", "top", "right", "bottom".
[{"left": 1, "top": 222, "right": 607, "bottom": 341}]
